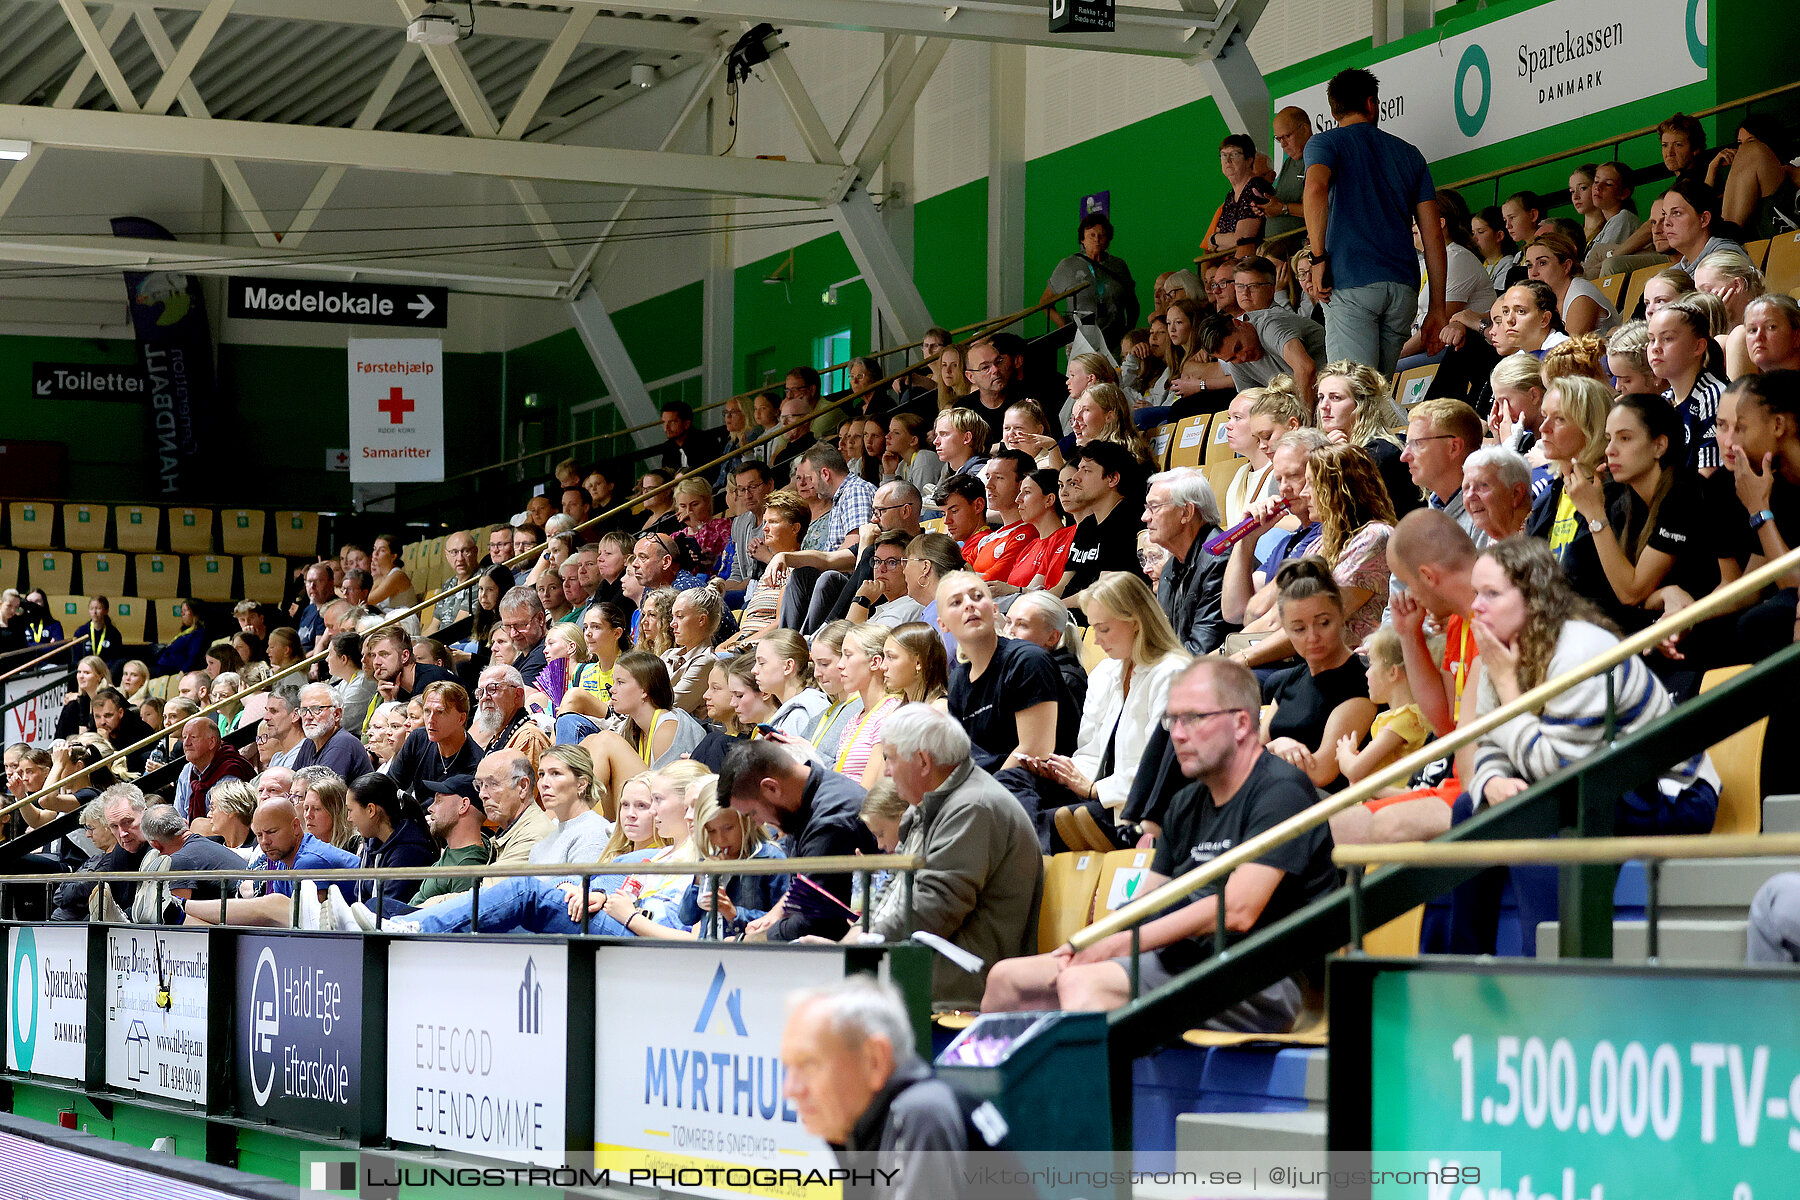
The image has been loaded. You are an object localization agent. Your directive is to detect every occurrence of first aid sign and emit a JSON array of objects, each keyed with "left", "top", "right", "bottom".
[{"left": 348, "top": 339, "right": 444, "bottom": 483}]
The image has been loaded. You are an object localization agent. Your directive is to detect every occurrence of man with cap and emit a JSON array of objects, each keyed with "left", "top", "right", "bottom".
[{"left": 406, "top": 774, "right": 494, "bottom": 907}]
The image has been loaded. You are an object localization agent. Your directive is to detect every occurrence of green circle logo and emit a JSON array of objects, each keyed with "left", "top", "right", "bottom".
[
  {"left": 1686, "top": 0, "right": 1708, "bottom": 68},
  {"left": 1454, "top": 44, "right": 1491, "bottom": 138},
  {"left": 11, "top": 928, "right": 37, "bottom": 1072}
]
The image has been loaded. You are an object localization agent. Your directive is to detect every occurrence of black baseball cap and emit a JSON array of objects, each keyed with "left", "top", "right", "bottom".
[{"left": 420, "top": 773, "right": 484, "bottom": 815}]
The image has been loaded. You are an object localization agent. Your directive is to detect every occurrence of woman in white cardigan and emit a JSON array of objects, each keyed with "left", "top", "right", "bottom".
[{"left": 1020, "top": 571, "right": 1191, "bottom": 852}]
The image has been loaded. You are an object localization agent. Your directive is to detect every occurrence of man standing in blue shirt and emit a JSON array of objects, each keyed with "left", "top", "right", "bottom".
[{"left": 1302, "top": 68, "right": 1448, "bottom": 374}]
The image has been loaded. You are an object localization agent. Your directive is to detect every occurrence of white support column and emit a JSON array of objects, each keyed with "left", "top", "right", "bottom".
[
  {"left": 702, "top": 83, "right": 736, "bottom": 412},
  {"left": 567, "top": 286, "right": 660, "bottom": 451},
  {"left": 831, "top": 186, "right": 932, "bottom": 346},
  {"left": 1191, "top": 31, "right": 1270, "bottom": 145},
  {"left": 871, "top": 33, "right": 923, "bottom": 353},
  {"left": 986, "top": 42, "right": 1026, "bottom": 322}
]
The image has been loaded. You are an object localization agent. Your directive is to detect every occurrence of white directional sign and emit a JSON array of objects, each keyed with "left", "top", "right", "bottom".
[{"left": 228, "top": 278, "right": 448, "bottom": 329}]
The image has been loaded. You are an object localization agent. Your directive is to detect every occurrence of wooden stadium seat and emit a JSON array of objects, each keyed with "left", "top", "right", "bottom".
[
  {"left": 1700, "top": 666, "right": 1767, "bottom": 834},
  {"left": 1092, "top": 848, "right": 1156, "bottom": 920},
  {"left": 1146, "top": 422, "right": 1175, "bottom": 470},
  {"left": 242, "top": 556, "right": 287, "bottom": 604},
  {"left": 60, "top": 504, "right": 108, "bottom": 551},
  {"left": 1594, "top": 270, "right": 1628, "bottom": 309},
  {"left": 1038, "top": 852, "right": 1106, "bottom": 953},
  {"left": 274, "top": 511, "right": 319, "bottom": 558},
  {"left": 1360, "top": 905, "right": 1425, "bottom": 957},
  {"left": 6, "top": 502, "right": 55, "bottom": 549},
  {"left": 46, "top": 595, "right": 86, "bottom": 633},
  {"left": 0, "top": 550, "right": 18, "bottom": 591},
  {"left": 133, "top": 553, "right": 181, "bottom": 598},
  {"left": 1165, "top": 413, "right": 1212, "bottom": 469},
  {"left": 219, "top": 509, "right": 265, "bottom": 556},
  {"left": 154, "top": 597, "right": 187, "bottom": 642},
  {"left": 1078, "top": 626, "right": 1106, "bottom": 671},
  {"left": 1203, "top": 458, "right": 1242, "bottom": 504},
  {"left": 1182, "top": 1008, "right": 1329, "bottom": 1048},
  {"left": 167, "top": 507, "right": 214, "bottom": 555},
  {"left": 1203, "top": 413, "right": 1237, "bottom": 465},
  {"left": 1617, "top": 263, "right": 1663, "bottom": 322},
  {"left": 109, "top": 597, "right": 149, "bottom": 643},
  {"left": 112, "top": 505, "right": 161, "bottom": 553},
  {"left": 79, "top": 553, "right": 126, "bottom": 597},
  {"left": 1743, "top": 238, "right": 1772, "bottom": 270},
  {"left": 187, "top": 554, "right": 235, "bottom": 602},
  {"left": 1392, "top": 362, "right": 1439, "bottom": 408},
  {"left": 28, "top": 550, "right": 74, "bottom": 595},
  {"left": 1765, "top": 230, "right": 1800, "bottom": 297},
  {"left": 922, "top": 517, "right": 946, "bottom": 535}
]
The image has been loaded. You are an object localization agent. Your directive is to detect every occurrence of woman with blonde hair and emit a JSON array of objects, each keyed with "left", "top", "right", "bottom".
[
  {"left": 805, "top": 621, "right": 862, "bottom": 763},
  {"left": 596, "top": 772, "right": 669, "bottom": 864},
  {"left": 118, "top": 659, "right": 150, "bottom": 705},
  {"left": 1063, "top": 352, "right": 1140, "bottom": 429},
  {"left": 672, "top": 780, "right": 787, "bottom": 938},
  {"left": 1484, "top": 352, "right": 1551, "bottom": 457},
  {"left": 296, "top": 765, "right": 358, "bottom": 851},
  {"left": 54, "top": 654, "right": 110, "bottom": 738},
  {"left": 581, "top": 762, "right": 709, "bottom": 937},
  {"left": 754, "top": 629, "right": 830, "bottom": 736},
  {"left": 934, "top": 340, "right": 973, "bottom": 409},
  {"left": 834, "top": 623, "right": 903, "bottom": 787},
  {"left": 1031, "top": 572, "right": 1192, "bottom": 851},
  {"left": 1538, "top": 333, "right": 1610, "bottom": 387},
  {"left": 1314, "top": 360, "right": 1414, "bottom": 514},
  {"left": 1525, "top": 373, "right": 1614, "bottom": 603}
]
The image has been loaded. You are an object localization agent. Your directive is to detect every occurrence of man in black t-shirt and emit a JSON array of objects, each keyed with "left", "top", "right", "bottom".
[
  {"left": 1060, "top": 441, "right": 1148, "bottom": 609},
  {"left": 982, "top": 659, "right": 1336, "bottom": 1033}
]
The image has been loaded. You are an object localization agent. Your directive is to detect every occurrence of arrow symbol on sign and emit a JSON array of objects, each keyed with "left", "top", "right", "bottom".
[
  {"left": 408, "top": 294, "right": 435, "bottom": 320},
  {"left": 34, "top": 379, "right": 50, "bottom": 397}
]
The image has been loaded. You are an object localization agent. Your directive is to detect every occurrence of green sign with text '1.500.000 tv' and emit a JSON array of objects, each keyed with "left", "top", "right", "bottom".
[{"left": 1369, "top": 966, "right": 1800, "bottom": 1198}]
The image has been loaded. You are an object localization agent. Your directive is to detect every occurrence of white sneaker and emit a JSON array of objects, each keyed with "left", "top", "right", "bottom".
[
  {"left": 331, "top": 890, "right": 377, "bottom": 933},
  {"left": 296, "top": 881, "right": 322, "bottom": 930}
]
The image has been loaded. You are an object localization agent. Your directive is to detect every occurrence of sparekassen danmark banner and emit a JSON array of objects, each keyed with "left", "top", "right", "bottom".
[{"left": 348, "top": 339, "right": 445, "bottom": 483}]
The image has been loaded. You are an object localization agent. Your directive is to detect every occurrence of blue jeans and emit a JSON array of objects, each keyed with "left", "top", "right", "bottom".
[
  {"left": 554, "top": 714, "right": 604, "bottom": 746},
  {"left": 411, "top": 877, "right": 584, "bottom": 934},
  {"left": 1324, "top": 280, "right": 1418, "bottom": 376}
]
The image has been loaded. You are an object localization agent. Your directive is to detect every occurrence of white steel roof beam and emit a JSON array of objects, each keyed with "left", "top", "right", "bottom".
[
  {"left": 56, "top": 0, "right": 141, "bottom": 111},
  {"left": 498, "top": 7, "right": 598, "bottom": 140},
  {"left": 282, "top": 42, "right": 420, "bottom": 248},
  {"left": 140, "top": 0, "right": 235, "bottom": 116},
  {"left": 0, "top": 103, "right": 853, "bottom": 199},
  {"left": 0, "top": 5, "right": 131, "bottom": 222}
]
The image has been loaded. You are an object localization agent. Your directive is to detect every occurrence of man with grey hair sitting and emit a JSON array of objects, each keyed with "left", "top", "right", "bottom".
[
  {"left": 94, "top": 782, "right": 151, "bottom": 916},
  {"left": 816, "top": 478, "right": 926, "bottom": 631},
  {"left": 496, "top": 585, "right": 549, "bottom": 686},
  {"left": 804, "top": 705, "right": 1042, "bottom": 1011},
  {"left": 472, "top": 664, "right": 550, "bottom": 765},
  {"left": 291, "top": 680, "right": 374, "bottom": 780},
  {"left": 1144, "top": 468, "right": 1233, "bottom": 655},
  {"left": 142, "top": 802, "right": 253, "bottom": 912},
  {"left": 1460, "top": 446, "right": 1533, "bottom": 545},
  {"left": 171, "top": 715, "right": 253, "bottom": 823},
  {"left": 780, "top": 975, "right": 1013, "bottom": 1199},
  {"left": 260, "top": 679, "right": 308, "bottom": 769}
]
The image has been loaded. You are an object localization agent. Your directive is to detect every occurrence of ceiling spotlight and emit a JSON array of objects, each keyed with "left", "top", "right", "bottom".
[
  {"left": 0, "top": 139, "right": 30, "bottom": 161},
  {"left": 822, "top": 275, "right": 862, "bottom": 306},
  {"left": 631, "top": 63, "right": 658, "bottom": 89},
  {"left": 407, "top": 2, "right": 470, "bottom": 44}
]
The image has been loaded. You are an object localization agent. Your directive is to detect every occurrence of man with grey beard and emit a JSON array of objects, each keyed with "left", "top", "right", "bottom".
[
  {"left": 472, "top": 664, "right": 548, "bottom": 767},
  {"left": 291, "top": 681, "right": 373, "bottom": 780}
]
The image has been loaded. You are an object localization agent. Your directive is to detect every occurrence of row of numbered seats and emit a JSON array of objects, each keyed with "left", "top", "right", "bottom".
[
  {"left": 0, "top": 550, "right": 290, "bottom": 604},
  {"left": 2, "top": 502, "right": 319, "bottom": 558},
  {"left": 32, "top": 594, "right": 199, "bottom": 645}
]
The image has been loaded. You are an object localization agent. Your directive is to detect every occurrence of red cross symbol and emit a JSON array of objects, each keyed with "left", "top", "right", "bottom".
[{"left": 378, "top": 386, "right": 415, "bottom": 424}]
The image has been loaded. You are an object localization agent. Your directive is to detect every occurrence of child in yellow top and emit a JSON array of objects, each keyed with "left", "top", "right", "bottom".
[{"left": 1335, "top": 627, "right": 1428, "bottom": 792}]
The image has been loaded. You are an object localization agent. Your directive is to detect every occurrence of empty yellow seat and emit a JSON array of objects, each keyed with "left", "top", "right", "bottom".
[
  {"left": 28, "top": 550, "right": 74, "bottom": 595},
  {"left": 1038, "top": 852, "right": 1106, "bottom": 953},
  {"left": 1700, "top": 666, "right": 1767, "bottom": 834},
  {"left": 1146, "top": 422, "right": 1174, "bottom": 471},
  {"left": 187, "top": 555, "right": 234, "bottom": 602},
  {"left": 61, "top": 504, "right": 109, "bottom": 551},
  {"left": 110, "top": 597, "right": 149, "bottom": 643},
  {"left": 274, "top": 511, "right": 320, "bottom": 558},
  {"left": 1765, "top": 230, "right": 1800, "bottom": 296},
  {"left": 219, "top": 509, "right": 266, "bottom": 556},
  {"left": 45, "top": 594, "right": 86, "bottom": 633},
  {"left": 7, "top": 502, "right": 55, "bottom": 550},
  {"left": 1393, "top": 363, "right": 1439, "bottom": 408},
  {"left": 1166, "top": 414, "right": 1211, "bottom": 470},
  {"left": 242, "top": 556, "right": 287, "bottom": 604},
  {"left": 112, "top": 505, "right": 161, "bottom": 553},
  {"left": 167, "top": 508, "right": 214, "bottom": 555},
  {"left": 133, "top": 554, "right": 182, "bottom": 599},
  {"left": 1204, "top": 414, "right": 1238, "bottom": 465},
  {"left": 0, "top": 550, "right": 18, "bottom": 592},
  {"left": 79, "top": 553, "right": 126, "bottom": 597},
  {"left": 1093, "top": 848, "right": 1156, "bottom": 919}
]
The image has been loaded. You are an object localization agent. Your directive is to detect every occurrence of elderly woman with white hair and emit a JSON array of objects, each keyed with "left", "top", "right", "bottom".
[
  {"left": 1461, "top": 447, "right": 1534, "bottom": 545},
  {"left": 803, "top": 704, "right": 1043, "bottom": 1012},
  {"left": 1003, "top": 589, "right": 1088, "bottom": 715}
]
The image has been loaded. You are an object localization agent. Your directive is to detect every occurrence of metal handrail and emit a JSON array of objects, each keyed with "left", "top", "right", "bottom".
[
  {"left": 1068, "top": 541, "right": 1800, "bottom": 952},
  {"left": 1447, "top": 79, "right": 1800, "bottom": 191},
  {"left": 1335, "top": 832, "right": 1800, "bottom": 869},
  {"left": 438, "top": 283, "right": 1087, "bottom": 484},
  {"left": 0, "top": 638, "right": 78, "bottom": 680}
]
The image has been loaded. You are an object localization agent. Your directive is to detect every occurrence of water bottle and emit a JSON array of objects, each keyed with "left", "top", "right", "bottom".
[{"left": 1204, "top": 496, "right": 1291, "bottom": 556}]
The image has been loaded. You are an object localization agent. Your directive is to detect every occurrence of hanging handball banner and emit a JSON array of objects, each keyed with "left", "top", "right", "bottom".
[
  {"left": 112, "top": 216, "right": 220, "bottom": 499},
  {"left": 347, "top": 338, "right": 445, "bottom": 484},
  {"left": 1274, "top": 0, "right": 1709, "bottom": 165}
]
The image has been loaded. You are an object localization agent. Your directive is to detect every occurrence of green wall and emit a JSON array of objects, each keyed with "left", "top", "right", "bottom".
[
  {"left": 733, "top": 234, "right": 872, "bottom": 393},
  {"left": 912, "top": 177, "right": 988, "bottom": 332}
]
